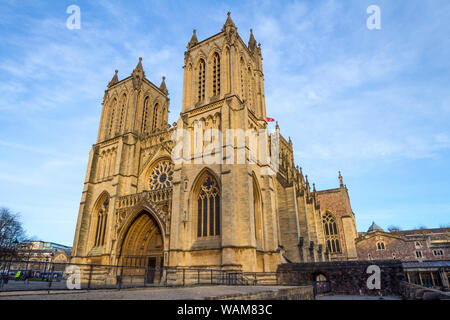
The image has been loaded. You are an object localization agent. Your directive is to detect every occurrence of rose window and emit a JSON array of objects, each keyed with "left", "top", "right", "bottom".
[{"left": 149, "top": 161, "right": 174, "bottom": 190}]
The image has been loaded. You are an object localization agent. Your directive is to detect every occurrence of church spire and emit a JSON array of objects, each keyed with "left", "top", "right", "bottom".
[
  {"left": 159, "top": 76, "right": 168, "bottom": 95},
  {"left": 108, "top": 69, "right": 119, "bottom": 88},
  {"left": 187, "top": 29, "right": 198, "bottom": 49},
  {"left": 248, "top": 29, "right": 257, "bottom": 53}
]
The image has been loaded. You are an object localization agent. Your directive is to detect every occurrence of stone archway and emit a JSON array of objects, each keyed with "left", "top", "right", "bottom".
[
  {"left": 118, "top": 211, "right": 164, "bottom": 284},
  {"left": 313, "top": 272, "right": 331, "bottom": 295}
]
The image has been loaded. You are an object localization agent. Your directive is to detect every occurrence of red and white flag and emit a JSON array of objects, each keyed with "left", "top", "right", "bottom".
[{"left": 266, "top": 117, "right": 275, "bottom": 122}]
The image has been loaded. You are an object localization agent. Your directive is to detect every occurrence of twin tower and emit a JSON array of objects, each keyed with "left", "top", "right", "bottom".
[{"left": 71, "top": 13, "right": 358, "bottom": 283}]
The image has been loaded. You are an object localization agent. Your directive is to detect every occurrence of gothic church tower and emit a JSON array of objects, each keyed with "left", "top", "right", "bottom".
[
  {"left": 71, "top": 13, "right": 359, "bottom": 284},
  {"left": 71, "top": 57, "right": 172, "bottom": 269},
  {"left": 171, "top": 12, "right": 280, "bottom": 273}
]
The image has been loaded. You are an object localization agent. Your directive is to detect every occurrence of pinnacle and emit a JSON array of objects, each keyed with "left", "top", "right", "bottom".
[
  {"left": 222, "top": 11, "right": 236, "bottom": 31},
  {"left": 107, "top": 69, "right": 119, "bottom": 88},
  {"left": 188, "top": 29, "right": 199, "bottom": 49},
  {"left": 249, "top": 28, "right": 257, "bottom": 52},
  {"left": 160, "top": 76, "right": 168, "bottom": 95}
]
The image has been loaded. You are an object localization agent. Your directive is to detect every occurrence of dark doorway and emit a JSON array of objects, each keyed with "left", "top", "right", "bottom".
[
  {"left": 313, "top": 273, "right": 331, "bottom": 295},
  {"left": 147, "top": 257, "right": 156, "bottom": 283}
]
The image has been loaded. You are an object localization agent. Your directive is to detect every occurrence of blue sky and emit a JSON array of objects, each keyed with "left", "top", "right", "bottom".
[{"left": 0, "top": 0, "right": 449, "bottom": 246}]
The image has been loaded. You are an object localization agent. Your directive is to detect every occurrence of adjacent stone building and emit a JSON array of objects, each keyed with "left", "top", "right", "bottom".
[
  {"left": 70, "top": 13, "right": 359, "bottom": 282},
  {"left": 356, "top": 223, "right": 449, "bottom": 262},
  {"left": 316, "top": 176, "right": 358, "bottom": 261},
  {"left": 356, "top": 223, "right": 450, "bottom": 289},
  {"left": 11, "top": 241, "right": 72, "bottom": 270}
]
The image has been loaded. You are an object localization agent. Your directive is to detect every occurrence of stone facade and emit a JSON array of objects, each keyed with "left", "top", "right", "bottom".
[
  {"left": 316, "top": 182, "right": 358, "bottom": 261},
  {"left": 7, "top": 241, "right": 71, "bottom": 272},
  {"left": 71, "top": 13, "right": 359, "bottom": 281},
  {"left": 356, "top": 226, "right": 450, "bottom": 262},
  {"left": 355, "top": 226, "right": 450, "bottom": 290}
]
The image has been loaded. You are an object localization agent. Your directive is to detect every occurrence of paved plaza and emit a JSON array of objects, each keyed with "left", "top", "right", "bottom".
[
  {"left": 0, "top": 285, "right": 404, "bottom": 300},
  {"left": 0, "top": 285, "right": 298, "bottom": 300}
]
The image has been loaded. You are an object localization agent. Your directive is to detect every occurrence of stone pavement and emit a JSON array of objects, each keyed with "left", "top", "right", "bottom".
[
  {"left": 0, "top": 285, "right": 301, "bottom": 300},
  {"left": 0, "top": 286, "right": 404, "bottom": 300},
  {"left": 0, "top": 280, "right": 66, "bottom": 291}
]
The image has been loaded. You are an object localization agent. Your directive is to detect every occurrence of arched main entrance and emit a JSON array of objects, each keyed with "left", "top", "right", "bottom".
[{"left": 118, "top": 211, "right": 164, "bottom": 284}]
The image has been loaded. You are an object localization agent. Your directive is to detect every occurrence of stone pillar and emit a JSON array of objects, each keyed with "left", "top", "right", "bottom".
[{"left": 440, "top": 269, "right": 449, "bottom": 288}]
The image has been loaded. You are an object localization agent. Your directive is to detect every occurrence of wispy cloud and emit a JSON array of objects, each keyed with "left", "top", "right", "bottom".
[
  {"left": 243, "top": 0, "right": 450, "bottom": 167},
  {"left": 0, "top": 0, "right": 449, "bottom": 243}
]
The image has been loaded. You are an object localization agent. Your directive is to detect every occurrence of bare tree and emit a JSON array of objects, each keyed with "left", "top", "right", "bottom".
[
  {"left": 388, "top": 225, "right": 401, "bottom": 232},
  {"left": 0, "top": 208, "right": 27, "bottom": 255}
]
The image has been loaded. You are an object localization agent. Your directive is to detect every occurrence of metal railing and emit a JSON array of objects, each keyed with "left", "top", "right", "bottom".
[{"left": 0, "top": 259, "right": 280, "bottom": 292}]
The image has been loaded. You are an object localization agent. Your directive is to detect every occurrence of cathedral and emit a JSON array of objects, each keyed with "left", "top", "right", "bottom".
[{"left": 71, "top": 13, "right": 359, "bottom": 281}]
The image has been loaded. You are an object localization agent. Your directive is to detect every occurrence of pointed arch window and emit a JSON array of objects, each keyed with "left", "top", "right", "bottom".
[
  {"left": 253, "top": 176, "right": 263, "bottom": 246},
  {"left": 118, "top": 95, "right": 126, "bottom": 133},
  {"left": 240, "top": 58, "right": 246, "bottom": 101},
  {"left": 142, "top": 97, "right": 150, "bottom": 133},
  {"left": 322, "top": 212, "right": 341, "bottom": 254},
  {"left": 152, "top": 103, "right": 159, "bottom": 131},
  {"left": 213, "top": 53, "right": 220, "bottom": 96},
  {"left": 196, "top": 174, "right": 220, "bottom": 238},
  {"left": 198, "top": 59, "right": 206, "bottom": 101},
  {"left": 108, "top": 99, "right": 117, "bottom": 136},
  {"left": 248, "top": 68, "right": 253, "bottom": 109},
  {"left": 94, "top": 199, "right": 109, "bottom": 247}
]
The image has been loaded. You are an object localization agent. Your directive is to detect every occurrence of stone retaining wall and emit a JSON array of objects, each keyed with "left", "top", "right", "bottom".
[
  {"left": 399, "top": 281, "right": 450, "bottom": 300},
  {"left": 205, "top": 286, "right": 314, "bottom": 300},
  {"left": 277, "top": 260, "right": 404, "bottom": 296}
]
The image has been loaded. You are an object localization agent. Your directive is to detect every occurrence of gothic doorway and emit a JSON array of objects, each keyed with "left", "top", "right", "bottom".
[{"left": 118, "top": 211, "right": 164, "bottom": 284}]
